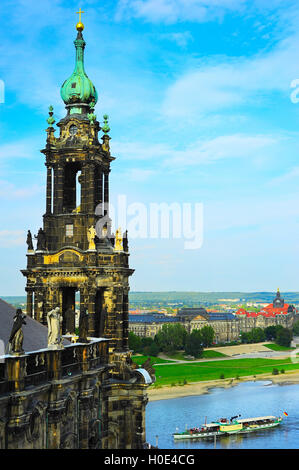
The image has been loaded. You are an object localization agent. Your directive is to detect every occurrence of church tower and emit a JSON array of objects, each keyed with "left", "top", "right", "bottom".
[
  {"left": 273, "top": 288, "right": 284, "bottom": 309},
  {"left": 22, "top": 18, "right": 133, "bottom": 354},
  {"left": 1, "top": 14, "right": 153, "bottom": 451}
]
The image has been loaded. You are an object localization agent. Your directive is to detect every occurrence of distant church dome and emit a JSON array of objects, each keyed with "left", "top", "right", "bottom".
[
  {"left": 273, "top": 288, "right": 284, "bottom": 308},
  {"left": 60, "top": 24, "right": 98, "bottom": 112}
]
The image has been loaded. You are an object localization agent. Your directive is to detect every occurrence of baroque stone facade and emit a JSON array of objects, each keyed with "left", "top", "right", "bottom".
[
  {"left": 129, "top": 314, "right": 241, "bottom": 343},
  {"left": 189, "top": 315, "right": 240, "bottom": 343},
  {"left": 0, "top": 340, "right": 150, "bottom": 449}
]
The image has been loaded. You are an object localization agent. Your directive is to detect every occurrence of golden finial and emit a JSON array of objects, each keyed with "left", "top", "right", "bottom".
[{"left": 76, "top": 8, "right": 85, "bottom": 31}]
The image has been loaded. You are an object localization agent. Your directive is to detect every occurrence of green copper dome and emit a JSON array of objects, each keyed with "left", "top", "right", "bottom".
[{"left": 60, "top": 30, "right": 98, "bottom": 112}]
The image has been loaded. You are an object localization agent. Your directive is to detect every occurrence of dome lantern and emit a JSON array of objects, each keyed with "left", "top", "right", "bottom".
[{"left": 60, "top": 12, "right": 98, "bottom": 116}]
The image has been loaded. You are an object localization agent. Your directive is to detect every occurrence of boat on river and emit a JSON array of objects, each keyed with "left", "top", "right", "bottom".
[{"left": 173, "top": 415, "right": 283, "bottom": 440}]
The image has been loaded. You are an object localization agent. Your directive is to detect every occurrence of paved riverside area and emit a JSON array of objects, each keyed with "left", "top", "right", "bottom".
[{"left": 156, "top": 342, "right": 297, "bottom": 365}]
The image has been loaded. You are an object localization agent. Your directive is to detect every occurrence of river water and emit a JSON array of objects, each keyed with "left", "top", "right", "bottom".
[{"left": 146, "top": 381, "right": 299, "bottom": 449}]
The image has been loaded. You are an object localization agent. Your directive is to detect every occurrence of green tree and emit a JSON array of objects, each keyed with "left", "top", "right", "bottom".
[
  {"left": 141, "top": 337, "right": 154, "bottom": 349},
  {"left": 240, "top": 332, "right": 250, "bottom": 343},
  {"left": 200, "top": 325, "right": 215, "bottom": 347},
  {"left": 293, "top": 320, "right": 299, "bottom": 336},
  {"left": 248, "top": 327, "right": 266, "bottom": 344},
  {"left": 276, "top": 328, "right": 293, "bottom": 347},
  {"left": 264, "top": 326, "right": 277, "bottom": 341},
  {"left": 148, "top": 342, "right": 160, "bottom": 357},
  {"left": 154, "top": 323, "right": 187, "bottom": 353},
  {"left": 128, "top": 332, "right": 142, "bottom": 353},
  {"left": 185, "top": 330, "right": 203, "bottom": 358},
  {"left": 274, "top": 324, "right": 284, "bottom": 337}
]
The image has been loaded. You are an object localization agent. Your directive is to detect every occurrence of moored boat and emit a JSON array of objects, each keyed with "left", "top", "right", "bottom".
[{"left": 173, "top": 414, "right": 284, "bottom": 440}]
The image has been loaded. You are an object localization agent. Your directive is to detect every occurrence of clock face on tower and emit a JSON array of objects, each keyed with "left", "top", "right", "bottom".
[{"left": 69, "top": 125, "right": 78, "bottom": 136}]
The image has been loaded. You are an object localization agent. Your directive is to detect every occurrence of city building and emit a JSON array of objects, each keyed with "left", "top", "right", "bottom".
[
  {"left": 129, "top": 290, "right": 298, "bottom": 343},
  {"left": 235, "top": 289, "right": 297, "bottom": 333},
  {"left": 129, "top": 314, "right": 180, "bottom": 338}
]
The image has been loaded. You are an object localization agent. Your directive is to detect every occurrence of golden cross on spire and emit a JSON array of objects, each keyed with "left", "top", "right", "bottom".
[
  {"left": 76, "top": 8, "right": 85, "bottom": 31},
  {"left": 76, "top": 8, "right": 85, "bottom": 23}
]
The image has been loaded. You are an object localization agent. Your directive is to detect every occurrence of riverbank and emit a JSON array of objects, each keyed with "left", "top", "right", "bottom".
[{"left": 147, "top": 369, "right": 299, "bottom": 401}]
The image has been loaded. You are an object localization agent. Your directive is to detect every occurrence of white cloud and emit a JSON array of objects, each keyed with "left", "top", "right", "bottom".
[
  {"left": 161, "top": 30, "right": 299, "bottom": 118},
  {"left": 112, "top": 141, "right": 172, "bottom": 160},
  {"left": 126, "top": 168, "right": 156, "bottom": 181},
  {"left": 269, "top": 165, "right": 299, "bottom": 185},
  {"left": 166, "top": 134, "right": 277, "bottom": 166},
  {"left": 205, "top": 192, "right": 299, "bottom": 233},
  {"left": 0, "top": 180, "right": 42, "bottom": 199},
  {"left": 159, "top": 31, "right": 193, "bottom": 47},
  {"left": 115, "top": 0, "right": 299, "bottom": 24},
  {"left": 116, "top": 0, "right": 247, "bottom": 23},
  {"left": 0, "top": 138, "right": 42, "bottom": 160},
  {"left": 0, "top": 230, "right": 25, "bottom": 247},
  {"left": 112, "top": 133, "right": 277, "bottom": 167}
]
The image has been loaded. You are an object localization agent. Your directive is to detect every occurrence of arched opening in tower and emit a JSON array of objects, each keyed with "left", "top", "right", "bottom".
[
  {"left": 95, "top": 289, "right": 105, "bottom": 338},
  {"left": 62, "top": 286, "right": 76, "bottom": 335},
  {"left": 63, "top": 162, "right": 82, "bottom": 213},
  {"left": 76, "top": 170, "right": 82, "bottom": 210}
]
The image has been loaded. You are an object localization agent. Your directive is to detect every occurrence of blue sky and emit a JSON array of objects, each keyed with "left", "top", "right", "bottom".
[{"left": 1, "top": 0, "right": 299, "bottom": 294}]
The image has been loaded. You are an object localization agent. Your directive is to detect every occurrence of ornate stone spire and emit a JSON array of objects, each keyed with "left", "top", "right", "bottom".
[
  {"left": 273, "top": 288, "right": 284, "bottom": 308},
  {"left": 47, "top": 105, "right": 55, "bottom": 127},
  {"left": 102, "top": 114, "right": 111, "bottom": 152},
  {"left": 60, "top": 13, "right": 98, "bottom": 116}
]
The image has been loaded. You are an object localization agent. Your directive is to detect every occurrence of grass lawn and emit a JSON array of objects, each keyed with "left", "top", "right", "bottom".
[
  {"left": 163, "top": 350, "right": 227, "bottom": 361},
  {"left": 202, "top": 350, "right": 227, "bottom": 359},
  {"left": 131, "top": 355, "right": 175, "bottom": 366},
  {"left": 164, "top": 352, "right": 187, "bottom": 361},
  {"left": 264, "top": 343, "right": 295, "bottom": 352},
  {"left": 152, "top": 357, "right": 299, "bottom": 386}
]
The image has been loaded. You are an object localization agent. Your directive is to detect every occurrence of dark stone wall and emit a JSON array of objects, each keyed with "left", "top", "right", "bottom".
[{"left": 0, "top": 341, "right": 150, "bottom": 449}]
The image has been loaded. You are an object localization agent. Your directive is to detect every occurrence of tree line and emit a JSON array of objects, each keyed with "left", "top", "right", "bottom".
[
  {"left": 240, "top": 324, "right": 293, "bottom": 347},
  {"left": 129, "top": 320, "right": 298, "bottom": 358},
  {"left": 129, "top": 323, "right": 215, "bottom": 358}
]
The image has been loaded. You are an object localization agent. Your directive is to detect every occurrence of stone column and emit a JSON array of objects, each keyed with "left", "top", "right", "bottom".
[
  {"left": 98, "top": 170, "right": 103, "bottom": 211},
  {"left": 34, "top": 286, "right": 45, "bottom": 324},
  {"left": 79, "top": 287, "right": 86, "bottom": 313},
  {"left": 46, "top": 407, "right": 63, "bottom": 449},
  {"left": 121, "top": 400, "right": 133, "bottom": 449},
  {"left": 26, "top": 290, "right": 33, "bottom": 318},
  {"left": 87, "top": 288, "right": 96, "bottom": 337},
  {"left": 103, "top": 288, "right": 117, "bottom": 351},
  {"left": 44, "top": 287, "right": 56, "bottom": 323},
  {"left": 57, "top": 164, "right": 64, "bottom": 214},
  {"left": 6, "top": 356, "right": 26, "bottom": 393},
  {"left": 103, "top": 172, "right": 109, "bottom": 216},
  {"left": 80, "top": 163, "right": 88, "bottom": 214},
  {"left": 122, "top": 290, "right": 129, "bottom": 351},
  {"left": 114, "top": 288, "right": 124, "bottom": 352},
  {"left": 87, "top": 163, "right": 95, "bottom": 214},
  {"left": 46, "top": 166, "right": 52, "bottom": 214},
  {"left": 47, "top": 350, "right": 62, "bottom": 381},
  {"left": 78, "top": 394, "right": 91, "bottom": 449},
  {"left": 33, "top": 291, "right": 38, "bottom": 321},
  {"left": 53, "top": 164, "right": 64, "bottom": 214}
]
